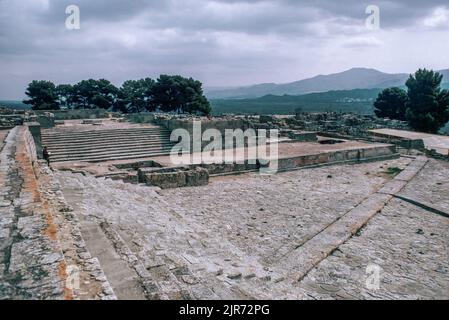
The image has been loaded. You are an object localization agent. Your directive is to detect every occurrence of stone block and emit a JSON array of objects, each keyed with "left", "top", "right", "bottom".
[
  {"left": 145, "top": 171, "right": 187, "bottom": 189},
  {"left": 288, "top": 131, "right": 318, "bottom": 142},
  {"left": 143, "top": 167, "right": 209, "bottom": 189},
  {"left": 185, "top": 168, "right": 209, "bottom": 186}
]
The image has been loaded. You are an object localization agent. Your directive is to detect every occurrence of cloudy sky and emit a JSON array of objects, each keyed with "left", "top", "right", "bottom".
[{"left": 0, "top": 0, "right": 448, "bottom": 99}]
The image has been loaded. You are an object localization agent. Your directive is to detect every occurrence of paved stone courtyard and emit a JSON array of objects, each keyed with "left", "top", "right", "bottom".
[
  {"left": 1, "top": 124, "right": 448, "bottom": 300},
  {"left": 55, "top": 157, "right": 449, "bottom": 299}
]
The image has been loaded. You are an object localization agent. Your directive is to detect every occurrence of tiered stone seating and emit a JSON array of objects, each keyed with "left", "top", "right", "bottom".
[{"left": 42, "top": 127, "right": 175, "bottom": 162}]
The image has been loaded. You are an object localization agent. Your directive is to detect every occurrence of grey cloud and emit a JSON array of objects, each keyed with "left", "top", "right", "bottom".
[{"left": 0, "top": 0, "right": 448, "bottom": 99}]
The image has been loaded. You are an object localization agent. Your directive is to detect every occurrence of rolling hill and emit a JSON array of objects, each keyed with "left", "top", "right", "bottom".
[
  {"left": 0, "top": 100, "right": 29, "bottom": 110},
  {"left": 211, "top": 83, "right": 449, "bottom": 115},
  {"left": 206, "top": 68, "right": 449, "bottom": 99},
  {"left": 211, "top": 88, "right": 382, "bottom": 115}
]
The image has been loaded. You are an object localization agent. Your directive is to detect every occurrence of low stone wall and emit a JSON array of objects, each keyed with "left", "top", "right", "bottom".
[
  {"left": 398, "top": 139, "right": 425, "bottom": 150},
  {"left": 113, "top": 160, "right": 163, "bottom": 170},
  {"left": 368, "top": 131, "right": 426, "bottom": 152},
  {"left": 23, "top": 126, "right": 39, "bottom": 176},
  {"left": 126, "top": 113, "right": 155, "bottom": 124},
  {"left": 82, "top": 119, "right": 103, "bottom": 125},
  {"left": 138, "top": 167, "right": 209, "bottom": 189},
  {"left": 198, "top": 160, "right": 261, "bottom": 175},
  {"left": 0, "top": 114, "right": 23, "bottom": 128},
  {"left": 99, "top": 172, "right": 139, "bottom": 184},
  {"left": 278, "top": 145, "right": 398, "bottom": 172},
  {"left": 24, "top": 122, "right": 42, "bottom": 160},
  {"left": 35, "top": 109, "right": 109, "bottom": 120},
  {"left": 36, "top": 115, "right": 55, "bottom": 128},
  {"left": 288, "top": 131, "right": 318, "bottom": 142},
  {"left": 159, "top": 118, "right": 249, "bottom": 133},
  {"left": 159, "top": 118, "right": 256, "bottom": 151},
  {"left": 425, "top": 149, "right": 449, "bottom": 161}
]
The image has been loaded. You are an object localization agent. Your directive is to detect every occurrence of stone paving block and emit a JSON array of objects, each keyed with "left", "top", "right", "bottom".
[
  {"left": 377, "top": 179, "right": 407, "bottom": 195},
  {"left": 0, "top": 201, "right": 11, "bottom": 207},
  {"left": 9, "top": 239, "right": 63, "bottom": 273},
  {"left": 280, "top": 192, "right": 392, "bottom": 281},
  {"left": 11, "top": 262, "right": 64, "bottom": 291},
  {"left": 17, "top": 215, "right": 47, "bottom": 240},
  {"left": 0, "top": 227, "right": 10, "bottom": 239},
  {"left": 298, "top": 198, "right": 449, "bottom": 300},
  {"left": 395, "top": 159, "right": 428, "bottom": 181}
]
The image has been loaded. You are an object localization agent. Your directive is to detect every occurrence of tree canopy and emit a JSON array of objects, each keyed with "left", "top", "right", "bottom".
[
  {"left": 405, "top": 69, "right": 449, "bottom": 133},
  {"left": 373, "top": 87, "right": 408, "bottom": 121},
  {"left": 23, "top": 75, "right": 211, "bottom": 115},
  {"left": 374, "top": 69, "right": 449, "bottom": 133},
  {"left": 23, "top": 80, "right": 59, "bottom": 110},
  {"left": 121, "top": 78, "right": 155, "bottom": 113},
  {"left": 151, "top": 75, "right": 211, "bottom": 114}
]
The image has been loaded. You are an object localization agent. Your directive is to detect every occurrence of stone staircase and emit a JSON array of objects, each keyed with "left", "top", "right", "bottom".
[{"left": 42, "top": 127, "right": 175, "bottom": 163}]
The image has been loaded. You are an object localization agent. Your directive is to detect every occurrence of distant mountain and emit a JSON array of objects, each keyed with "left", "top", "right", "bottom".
[
  {"left": 0, "top": 100, "right": 29, "bottom": 110},
  {"left": 211, "top": 88, "right": 383, "bottom": 115},
  {"left": 206, "top": 68, "right": 449, "bottom": 99}
]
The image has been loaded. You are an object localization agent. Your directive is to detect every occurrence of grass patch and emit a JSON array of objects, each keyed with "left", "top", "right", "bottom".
[{"left": 384, "top": 167, "right": 403, "bottom": 176}]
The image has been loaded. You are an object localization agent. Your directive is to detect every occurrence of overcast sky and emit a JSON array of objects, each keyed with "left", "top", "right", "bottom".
[{"left": 0, "top": 0, "right": 448, "bottom": 99}]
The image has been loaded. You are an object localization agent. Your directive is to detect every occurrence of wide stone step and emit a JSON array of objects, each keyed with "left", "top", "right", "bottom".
[
  {"left": 46, "top": 141, "right": 175, "bottom": 152},
  {"left": 41, "top": 127, "right": 169, "bottom": 134},
  {"left": 42, "top": 136, "right": 172, "bottom": 145},
  {"left": 49, "top": 143, "right": 174, "bottom": 156},
  {"left": 43, "top": 137, "right": 174, "bottom": 148},
  {"left": 48, "top": 143, "right": 176, "bottom": 157},
  {"left": 51, "top": 149, "right": 175, "bottom": 163},
  {"left": 44, "top": 126, "right": 178, "bottom": 163},
  {"left": 42, "top": 134, "right": 171, "bottom": 143},
  {"left": 42, "top": 133, "right": 171, "bottom": 143},
  {"left": 41, "top": 128, "right": 170, "bottom": 139}
]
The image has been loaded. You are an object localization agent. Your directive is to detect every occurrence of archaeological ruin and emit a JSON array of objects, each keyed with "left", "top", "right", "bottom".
[{"left": 0, "top": 108, "right": 448, "bottom": 300}]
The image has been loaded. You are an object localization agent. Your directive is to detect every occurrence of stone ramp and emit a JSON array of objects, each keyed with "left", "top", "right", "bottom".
[
  {"left": 0, "top": 127, "right": 115, "bottom": 300},
  {"left": 296, "top": 197, "right": 449, "bottom": 300},
  {"left": 0, "top": 127, "right": 67, "bottom": 299},
  {"left": 274, "top": 157, "right": 429, "bottom": 282},
  {"left": 42, "top": 127, "right": 176, "bottom": 163}
]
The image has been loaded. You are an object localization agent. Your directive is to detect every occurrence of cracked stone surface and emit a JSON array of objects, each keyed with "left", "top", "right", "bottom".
[
  {"left": 4, "top": 123, "right": 448, "bottom": 300},
  {"left": 0, "top": 127, "right": 115, "bottom": 300},
  {"left": 54, "top": 156, "right": 449, "bottom": 300},
  {"left": 399, "top": 159, "right": 449, "bottom": 213},
  {"left": 297, "top": 198, "right": 449, "bottom": 300}
]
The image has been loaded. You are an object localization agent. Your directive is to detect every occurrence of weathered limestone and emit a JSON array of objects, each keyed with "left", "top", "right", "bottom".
[
  {"left": 288, "top": 131, "right": 318, "bottom": 142},
  {"left": 36, "top": 114, "right": 55, "bottom": 129},
  {"left": 199, "top": 161, "right": 261, "bottom": 176},
  {"left": 24, "top": 122, "right": 43, "bottom": 159},
  {"left": 34, "top": 109, "right": 109, "bottom": 121},
  {"left": 140, "top": 167, "right": 209, "bottom": 189},
  {"left": 297, "top": 196, "right": 449, "bottom": 300},
  {"left": 0, "top": 127, "right": 115, "bottom": 300},
  {"left": 42, "top": 127, "right": 175, "bottom": 162},
  {"left": 0, "top": 127, "right": 66, "bottom": 299},
  {"left": 4, "top": 113, "right": 447, "bottom": 300},
  {"left": 127, "top": 113, "right": 155, "bottom": 124},
  {"left": 369, "top": 128, "right": 449, "bottom": 155},
  {"left": 54, "top": 154, "right": 449, "bottom": 300},
  {"left": 276, "top": 157, "right": 428, "bottom": 282},
  {"left": 277, "top": 144, "right": 398, "bottom": 172},
  {"left": 82, "top": 119, "right": 103, "bottom": 125}
]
